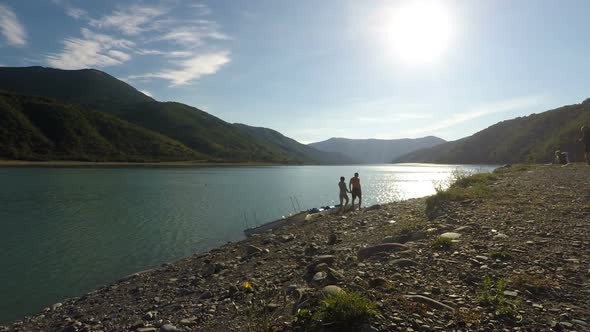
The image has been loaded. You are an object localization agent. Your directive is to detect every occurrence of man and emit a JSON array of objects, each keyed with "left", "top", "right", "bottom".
[
  {"left": 579, "top": 126, "right": 590, "bottom": 165},
  {"left": 338, "top": 176, "right": 350, "bottom": 214},
  {"left": 349, "top": 172, "right": 362, "bottom": 210}
]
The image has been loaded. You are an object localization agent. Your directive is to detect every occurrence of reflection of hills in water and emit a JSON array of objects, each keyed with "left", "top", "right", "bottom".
[{"left": 0, "top": 164, "right": 495, "bottom": 322}]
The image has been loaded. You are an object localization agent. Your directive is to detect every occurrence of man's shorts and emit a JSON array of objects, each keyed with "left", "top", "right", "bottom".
[{"left": 351, "top": 188, "right": 362, "bottom": 199}]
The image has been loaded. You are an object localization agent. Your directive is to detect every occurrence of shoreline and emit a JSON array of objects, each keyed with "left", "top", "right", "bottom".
[
  {"left": 2, "top": 164, "right": 589, "bottom": 331},
  {"left": 0, "top": 160, "right": 288, "bottom": 168}
]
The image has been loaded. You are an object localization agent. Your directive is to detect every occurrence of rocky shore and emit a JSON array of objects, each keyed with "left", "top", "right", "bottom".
[{"left": 2, "top": 164, "right": 589, "bottom": 331}]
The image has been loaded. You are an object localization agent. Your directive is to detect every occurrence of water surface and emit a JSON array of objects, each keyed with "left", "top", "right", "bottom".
[{"left": 0, "top": 163, "right": 495, "bottom": 323}]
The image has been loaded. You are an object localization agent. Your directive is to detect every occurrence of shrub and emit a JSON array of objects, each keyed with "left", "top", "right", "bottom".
[
  {"left": 315, "top": 291, "right": 377, "bottom": 331},
  {"left": 477, "top": 276, "right": 521, "bottom": 320}
]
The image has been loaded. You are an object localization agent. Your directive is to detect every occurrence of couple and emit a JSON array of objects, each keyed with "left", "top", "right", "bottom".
[{"left": 338, "top": 173, "right": 362, "bottom": 213}]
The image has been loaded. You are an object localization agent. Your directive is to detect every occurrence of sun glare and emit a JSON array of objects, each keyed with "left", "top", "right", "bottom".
[{"left": 383, "top": 1, "right": 454, "bottom": 65}]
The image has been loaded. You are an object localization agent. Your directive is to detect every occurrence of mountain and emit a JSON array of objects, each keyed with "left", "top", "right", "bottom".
[
  {"left": 0, "top": 92, "right": 201, "bottom": 161},
  {"left": 0, "top": 66, "right": 350, "bottom": 164},
  {"left": 394, "top": 99, "right": 590, "bottom": 164},
  {"left": 308, "top": 136, "right": 446, "bottom": 164}
]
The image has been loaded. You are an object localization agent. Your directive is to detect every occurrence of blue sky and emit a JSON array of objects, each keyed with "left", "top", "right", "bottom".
[{"left": 1, "top": 0, "right": 590, "bottom": 143}]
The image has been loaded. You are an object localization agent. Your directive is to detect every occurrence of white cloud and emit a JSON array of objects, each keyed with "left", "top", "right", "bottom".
[
  {"left": 66, "top": 7, "right": 88, "bottom": 20},
  {"left": 89, "top": 5, "right": 169, "bottom": 36},
  {"left": 400, "top": 95, "right": 545, "bottom": 136},
  {"left": 46, "top": 28, "right": 134, "bottom": 69},
  {"left": 128, "top": 51, "right": 230, "bottom": 86},
  {"left": 140, "top": 90, "right": 153, "bottom": 97},
  {"left": 135, "top": 49, "right": 193, "bottom": 58},
  {"left": 155, "top": 24, "right": 229, "bottom": 46},
  {"left": 0, "top": 4, "right": 27, "bottom": 46}
]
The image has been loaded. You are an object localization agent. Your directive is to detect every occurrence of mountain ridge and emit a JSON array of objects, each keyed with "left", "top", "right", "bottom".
[
  {"left": 394, "top": 99, "right": 590, "bottom": 164},
  {"left": 0, "top": 66, "right": 351, "bottom": 164},
  {"left": 309, "top": 136, "right": 446, "bottom": 164}
]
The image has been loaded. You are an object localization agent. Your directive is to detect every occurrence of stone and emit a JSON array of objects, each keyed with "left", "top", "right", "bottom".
[
  {"left": 391, "top": 259, "right": 418, "bottom": 267},
  {"left": 403, "top": 295, "right": 455, "bottom": 312},
  {"left": 200, "top": 290, "right": 213, "bottom": 299},
  {"left": 319, "top": 285, "right": 343, "bottom": 298},
  {"left": 137, "top": 328, "right": 157, "bottom": 332},
  {"left": 326, "top": 268, "right": 344, "bottom": 282},
  {"left": 503, "top": 290, "right": 518, "bottom": 297},
  {"left": 245, "top": 245, "right": 263, "bottom": 256},
  {"left": 314, "top": 263, "right": 329, "bottom": 272},
  {"left": 357, "top": 243, "right": 408, "bottom": 260},
  {"left": 312, "top": 271, "right": 327, "bottom": 282},
  {"left": 307, "top": 255, "right": 336, "bottom": 272},
  {"left": 160, "top": 324, "right": 179, "bottom": 332},
  {"left": 327, "top": 233, "right": 338, "bottom": 245},
  {"left": 280, "top": 234, "right": 295, "bottom": 242},
  {"left": 369, "top": 277, "right": 389, "bottom": 288},
  {"left": 439, "top": 232, "right": 461, "bottom": 240},
  {"left": 228, "top": 285, "right": 239, "bottom": 297},
  {"left": 364, "top": 204, "right": 381, "bottom": 211},
  {"left": 144, "top": 311, "right": 156, "bottom": 320},
  {"left": 494, "top": 233, "right": 509, "bottom": 239},
  {"left": 180, "top": 318, "right": 197, "bottom": 326}
]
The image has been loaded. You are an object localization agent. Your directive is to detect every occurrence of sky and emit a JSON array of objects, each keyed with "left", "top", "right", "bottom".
[{"left": 1, "top": 0, "right": 590, "bottom": 143}]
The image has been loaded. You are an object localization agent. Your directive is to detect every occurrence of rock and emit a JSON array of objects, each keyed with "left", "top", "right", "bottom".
[
  {"left": 391, "top": 259, "right": 418, "bottom": 267},
  {"left": 160, "top": 324, "right": 179, "bottom": 332},
  {"left": 307, "top": 255, "right": 336, "bottom": 272},
  {"left": 364, "top": 204, "right": 381, "bottom": 211},
  {"left": 228, "top": 285, "right": 239, "bottom": 297},
  {"left": 245, "top": 245, "right": 263, "bottom": 256},
  {"left": 314, "top": 263, "right": 329, "bottom": 272},
  {"left": 572, "top": 319, "right": 589, "bottom": 328},
  {"left": 304, "top": 244, "right": 320, "bottom": 256},
  {"left": 494, "top": 233, "right": 509, "bottom": 239},
  {"left": 200, "top": 290, "right": 213, "bottom": 299},
  {"left": 503, "top": 290, "right": 518, "bottom": 297},
  {"left": 137, "top": 328, "right": 157, "bottom": 332},
  {"left": 360, "top": 324, "right": 380, "bottom": 332},
  {"left": 357, "top": 243, "right": 408, "bottom": 260},
  {"left": 180, "top": 318, "right": 197, "bottom": 326},
  {"left": 369, "top": 277, "right": 389, "bottom": 288},
  {"left": 280, "top": 234, "right": 295, "bottom": 242},
  {"left": 327, "top": 233, "right": 338, "bottom": 245},
  {"left": 403, "top": 295, "right": 455, "bottom": 312},
  {"left": 326, "top": 268, "right": 344, "bottom": 282},
  {"left": 319, "top": 285, "right": 343, "bottom": 298},
  {"left": 144, "top": 311, "right": 156, "bottom": 320},
  {"left": 313, "top": 271, "right": 327, "bottom": 283},
  {"left": 439, "top": 232, "right": 461, "bottom": 240}
]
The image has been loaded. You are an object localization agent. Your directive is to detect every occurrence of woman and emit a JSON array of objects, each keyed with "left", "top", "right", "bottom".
[{"left": 338, "top": 176, "right": 350, "bottom": 214}]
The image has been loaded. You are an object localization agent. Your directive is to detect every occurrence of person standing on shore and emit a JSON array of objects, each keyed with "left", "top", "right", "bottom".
[
  {"left": 338, "top": 176, "right": 350, "bottom": 214},
  {"left": 349, "top": 172, "right": 362, "bottom": 210},
  {"left": 579, "top": 126, "right": 590, "bottom": 165}
]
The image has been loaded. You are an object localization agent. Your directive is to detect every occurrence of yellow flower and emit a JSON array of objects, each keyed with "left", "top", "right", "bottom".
[{"left": 243, "top": 281, "right": 252, "bottom": 289}]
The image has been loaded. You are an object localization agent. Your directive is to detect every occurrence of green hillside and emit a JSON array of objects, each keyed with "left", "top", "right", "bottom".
[
  {"left": 394, "top": 99, "right": 590, "bottom": 164},
  {"left": 0, "top": 92, "right": 201, "bottom": 161},
  {"left": 0, "top": 66, "right": 349, "bottom": 164}
]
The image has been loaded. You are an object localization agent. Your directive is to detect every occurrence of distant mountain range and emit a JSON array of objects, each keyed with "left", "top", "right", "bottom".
[
  {"left": 394, "top": 99, "right": 590, "bottom": 164},
  {"left": 0, "top": 66, "right": 353, "bottom": 163},
  {"left": 308, "top": 137, "right": 446, "bottom": 164}
]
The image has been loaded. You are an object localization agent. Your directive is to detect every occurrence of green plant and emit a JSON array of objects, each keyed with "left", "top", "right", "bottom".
[
  {"left": 431, "top": 236, "right": 455, "bottom": 250},
  {"left": 426, "top": 171, "right": 497, "bottom": 219},
  {"left": 315, "top": 291, "right": 377, "bottom": 331},
  {"left": 477, "top": 276, "right": 521, "bottom": 320},
  {"left": 244, "top": 291, "right": 287, "bottom": 332}
]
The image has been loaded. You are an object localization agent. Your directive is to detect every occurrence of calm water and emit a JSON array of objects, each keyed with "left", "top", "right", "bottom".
[{"left": 0, "top": 164, "right": 495, "bottom": 323}]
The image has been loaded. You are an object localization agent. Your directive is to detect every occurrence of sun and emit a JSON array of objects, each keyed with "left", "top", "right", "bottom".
[{"left": 383, "top": 1, "right": 454, "bottom": 65}]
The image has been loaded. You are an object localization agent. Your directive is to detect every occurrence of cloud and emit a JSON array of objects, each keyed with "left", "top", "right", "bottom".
[
  {"left": 66, "top": 7, "right": 88, "bottom": 20},
  {"left": 128, "top": 51, "right": 230, "bottom": 86},
  {"left": 400, "top": 95, "right": 545, "bottom": 136},
  {"left": 156, "top": 25, "right": 229, "bottom": 46},
  {"left": 46, "top": 28, "right": 134, "bottom": 69},
  {"left": 135, "top": 49, "right": 193, "bottom": 58},
  {"left": 89, "top": 5, "right": 169, "bottom": 36},
  {"left": 0, "top": 4, "right": 27, "bottom": 46},
  {"left": 140, "top": 90, "right": 153, "bottom": 97}
]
